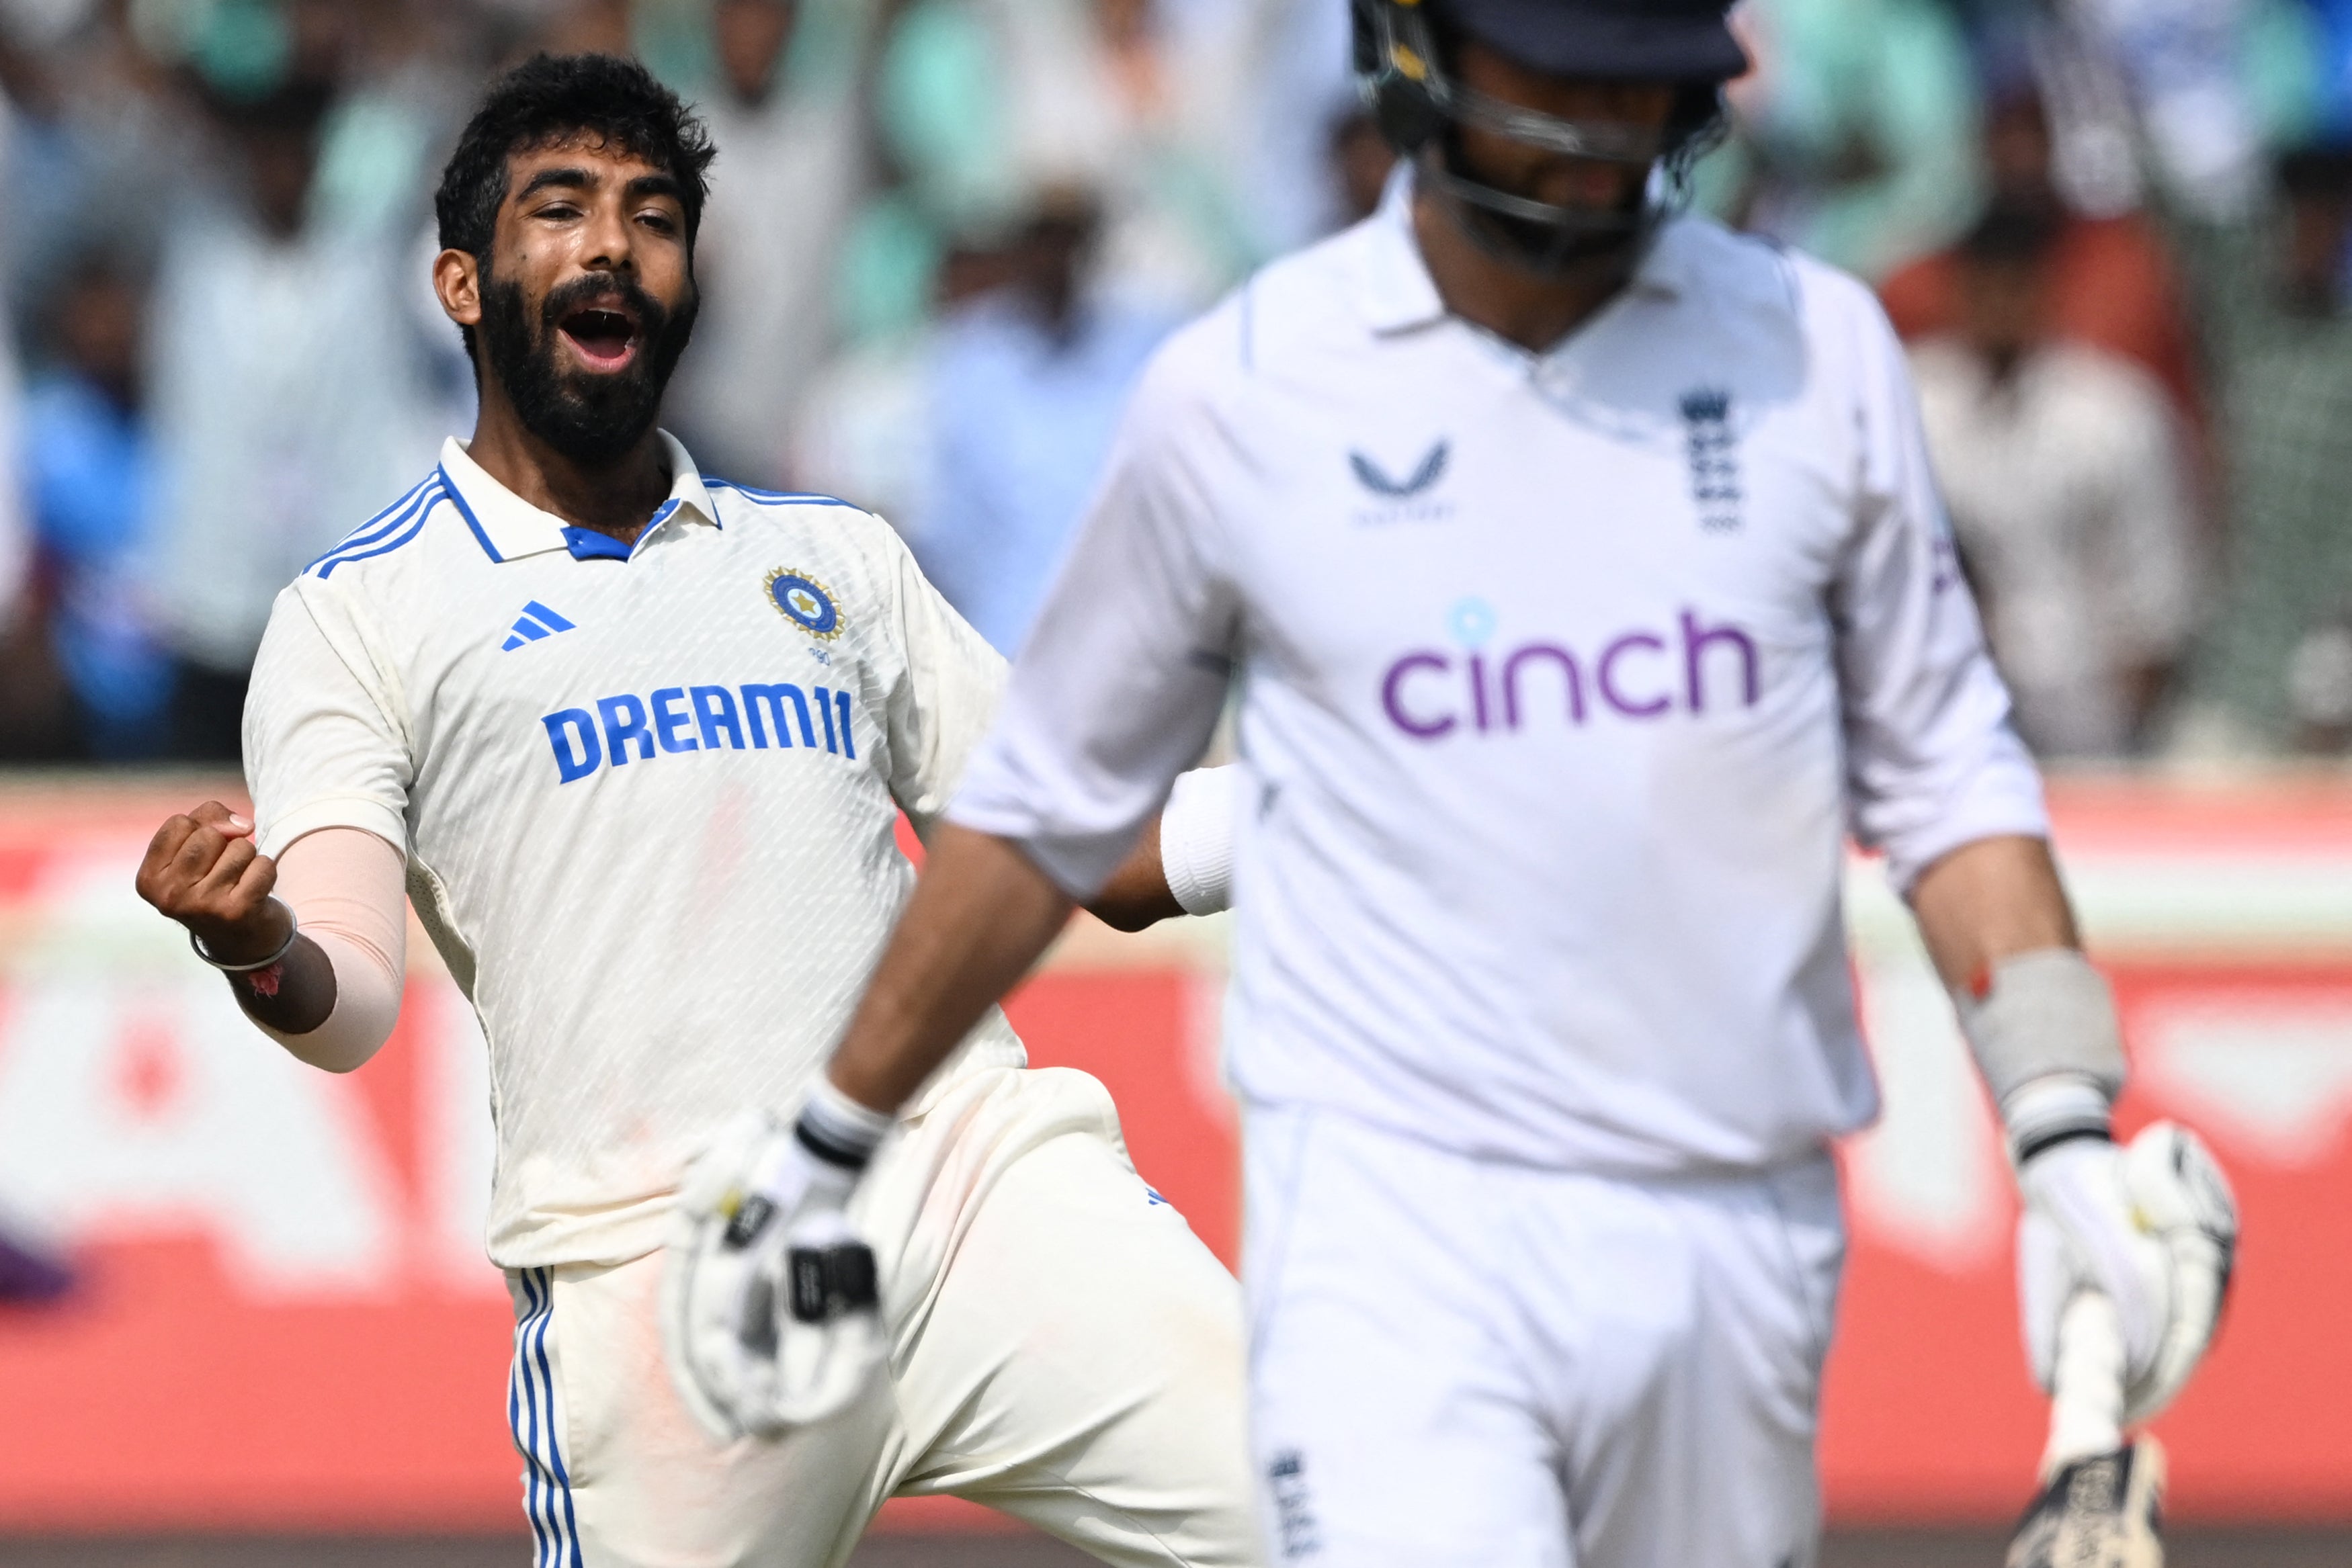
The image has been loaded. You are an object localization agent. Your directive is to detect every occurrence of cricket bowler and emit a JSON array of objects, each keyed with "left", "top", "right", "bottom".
[{"left": 134, "top": 52, "right": 1259, "bottom": 1568}]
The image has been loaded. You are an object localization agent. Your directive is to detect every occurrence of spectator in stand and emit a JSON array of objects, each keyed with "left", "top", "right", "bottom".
[
  {"left": 0, "top": 284, "right": 13, "bottom": 569},
  {"left": 901, "top": 185, "right": 1177, "bottom": 655},
  {"left": 532, "top": 0, "right": 637, "bottom": 60},
  {"left": 19, "top": 251, "right": 171, "bottom": 759},
  {"left": 0, "top": 292, "right": 46, "bottom": 758},
  {"left": 1226, "top": 0, "right": 1363, "bottom": 250},
  {"left": 1880, "top": 83, "right": 2201, "bottom": 426},
  {"left": 797, "top": 26, "right": 1386, "bottom": 619},
  {"left": 667, "top": 0, "right": 882, "bottom": 484},
  {"left": 1910, "top": 204, "right": 2200, "bottom": 758},
  {"left": 875, "top": 0, "right": 1261, "bottom": 316},
  {"left": 0, "top": 0, "right": 187, "bottom": 356},
  {"left": 140, "top": 77, "right": 445, "bottom": 761},
  {"left": 2179, "top": 144, "right": 2352, "bottom": 752},
  {"left": 1710, "top": 0, "right": 1983, "bottom": 279}
]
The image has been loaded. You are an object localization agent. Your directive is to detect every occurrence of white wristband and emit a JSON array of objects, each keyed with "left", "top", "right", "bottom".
[
  {"left": 1954, "top": 948, "right": 2128, "bottom": 1109},
  {"left": 2002, "top": 1074, "right": 2113, "bottom": 1166},
  {"left": 793, "top": 1074, "right": 895, "bottom": 1172},
  {"left": 1160, "top": 766, "right": 1241, "bottom": 917}
]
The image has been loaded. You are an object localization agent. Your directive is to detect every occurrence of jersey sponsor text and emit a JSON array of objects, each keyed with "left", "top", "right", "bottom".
[{"left": 540, "top": 681, "right": 859, "bottom": 783}]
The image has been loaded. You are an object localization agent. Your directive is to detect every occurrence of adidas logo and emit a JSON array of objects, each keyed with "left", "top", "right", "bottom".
[{"left": 501, "top": 600, "right": 577, "bottom": 651}]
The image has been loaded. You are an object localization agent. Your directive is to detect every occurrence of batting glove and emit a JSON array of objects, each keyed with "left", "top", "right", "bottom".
[
  {"left": 2017, "top": 1118, "right": 2238, "bottom": 1428},
  {"left": 662, "top": 1084, "right": 892, "bottom": 1442}
]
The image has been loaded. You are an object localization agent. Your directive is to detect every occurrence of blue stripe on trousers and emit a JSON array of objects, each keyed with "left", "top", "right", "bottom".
[{"left": 510, "top": 1268, "right": 582, "bottom": 1567}]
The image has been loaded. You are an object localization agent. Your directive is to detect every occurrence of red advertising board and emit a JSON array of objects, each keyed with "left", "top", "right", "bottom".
[{"left": 0, "top": 775, "right": 2345, "bottom": 1532}]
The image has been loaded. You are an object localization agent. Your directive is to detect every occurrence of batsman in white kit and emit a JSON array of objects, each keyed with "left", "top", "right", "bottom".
[
  {"left": 131, "top": 54, "right": 1261, "bottom": 1568},
  {"left": 761, "top": 3, "right": 2240, "bottom": 1567}
]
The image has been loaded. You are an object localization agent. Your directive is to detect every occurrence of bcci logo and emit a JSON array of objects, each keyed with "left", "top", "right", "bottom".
[{"left": 765, "top": 568, "right": 845, "bottom": 640}]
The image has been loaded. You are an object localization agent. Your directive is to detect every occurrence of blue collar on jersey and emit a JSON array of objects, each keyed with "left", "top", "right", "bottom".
[
  {"left": 437, "top": 433, "right": 720, "bottom": 564},
  {"left": 561, "top": 525, "right": 635, "bottom": 562}
]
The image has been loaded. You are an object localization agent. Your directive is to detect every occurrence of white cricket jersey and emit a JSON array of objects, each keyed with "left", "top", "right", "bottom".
[
  {"left": 952, "top": 179, "right": 2049, "bottom": 1176},
  {"left": 244, "top": 433, "right": 1021, "bottom": 1268}
]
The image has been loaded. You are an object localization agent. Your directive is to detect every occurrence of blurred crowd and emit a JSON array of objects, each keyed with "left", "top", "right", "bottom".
[{"left": 1, "top": 0, "right": 2351, "bottom": 777}]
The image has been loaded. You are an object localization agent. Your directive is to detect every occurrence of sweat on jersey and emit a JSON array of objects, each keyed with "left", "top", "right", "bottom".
[
  {"left": 950, "top": 181, "right": 2049, "bottom": 1177},
  {"left": 244, "top": 433, "right": 1022, "bottom": 1269}
]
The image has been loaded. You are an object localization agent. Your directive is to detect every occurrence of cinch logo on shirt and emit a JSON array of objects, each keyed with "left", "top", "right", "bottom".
[
  {"left": 1380, "top": 609, "right": 1759, "bottom": 740},
  {"left": 540, "top": 682, "right": 857, "bottom": 783}
]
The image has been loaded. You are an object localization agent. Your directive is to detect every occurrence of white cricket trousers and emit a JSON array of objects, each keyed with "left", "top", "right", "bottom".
[
  {"left": 1243, "top": 1106, "right": 1845, "bottom": 1568},
  {"left": 503, "top": 1066, "right": 1261, "bottom": 1568}
]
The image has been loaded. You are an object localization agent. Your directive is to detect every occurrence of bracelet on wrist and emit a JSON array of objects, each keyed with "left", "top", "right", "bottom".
[{"left": 190, "top": 910, "right": 300, "bottom": 973}]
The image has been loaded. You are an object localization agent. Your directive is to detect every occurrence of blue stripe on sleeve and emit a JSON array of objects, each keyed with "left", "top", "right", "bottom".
[
  {"left": 313, "top": 482, "right": 447, "bottom": 578},
  {"left": 304, "top": 474, "right": 439, "bottom": 569},
  {"left": 306, "top": 476, "right": 442, "bottom": 574},
  {"left": 704, "top": 476, "right": 859, "bottom": 509}
]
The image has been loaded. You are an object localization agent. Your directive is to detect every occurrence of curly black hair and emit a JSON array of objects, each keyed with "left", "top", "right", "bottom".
[{"left": 434, "top": 52, "right": 717, "bottom": 267}]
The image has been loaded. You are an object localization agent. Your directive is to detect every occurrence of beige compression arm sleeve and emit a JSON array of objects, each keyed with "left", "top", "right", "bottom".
[{"left": 257, "top": 826, "right": 407, "bottom": 1072}]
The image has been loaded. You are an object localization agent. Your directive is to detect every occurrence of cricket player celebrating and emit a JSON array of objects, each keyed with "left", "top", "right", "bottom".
[
  {"left": 132, "top": 54, "right": 1260, "bottom": 1568},
  {"left": 682, "top": 3, "right": 2241, "bottom": 1565}
]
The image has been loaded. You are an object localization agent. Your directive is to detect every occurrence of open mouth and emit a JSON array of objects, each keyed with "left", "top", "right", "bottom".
[{"left": 558, "top": 305, "right": 640, "bottom": 371}]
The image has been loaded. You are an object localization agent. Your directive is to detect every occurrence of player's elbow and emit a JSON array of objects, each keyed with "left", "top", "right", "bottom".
[
  {"left": 1083, "top": 814, "right": 1193, "bottom": 932},
  {"left": 1085, "top": 894, "right": 1181, "bottom": 934},
  {"left": 269, "top": 1026, "right": 389, "bottom": 1076},
  {"left": 255, "top": 965, "right": 402, "bottom": 1074}
]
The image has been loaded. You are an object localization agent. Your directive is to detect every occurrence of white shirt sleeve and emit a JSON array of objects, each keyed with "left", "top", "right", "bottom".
[
  {"left": 243, "top": 580, "right": 415, "bottom": 861},
  {"left": 880, "top": 519, "right": 1011, "bottom": 835},
  {"left": 1829, "top": 280, "right": 2049, "bottom": 890},
  {"left": 946, "top": 349, "right": 1243, "bottom": 898},
  {"left": 1159, "top": 763, "right": 1241, "bottom": 916}
]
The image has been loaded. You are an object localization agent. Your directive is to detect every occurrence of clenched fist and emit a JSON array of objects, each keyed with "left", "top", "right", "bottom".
[{"left": 134, "top": 801, "right": 290, "bottom": 965}]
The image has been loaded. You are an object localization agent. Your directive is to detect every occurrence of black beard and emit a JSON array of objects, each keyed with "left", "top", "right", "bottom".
[
  {"left": 1428, "top": 142, "right": 1653, "bottom": 280},
  {"left": 479, "top": 268, "right": 698, "bottom": 467}
]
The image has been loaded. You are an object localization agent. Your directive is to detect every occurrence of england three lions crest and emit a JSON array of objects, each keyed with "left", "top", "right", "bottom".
[{"left": 1678, "top": 388, "right": 1742, "bottom": 533}]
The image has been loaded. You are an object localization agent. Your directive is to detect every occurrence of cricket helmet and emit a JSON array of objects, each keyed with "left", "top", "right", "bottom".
[{"left": 1352, "top": 0, "right": 1747, "bottom": 272}]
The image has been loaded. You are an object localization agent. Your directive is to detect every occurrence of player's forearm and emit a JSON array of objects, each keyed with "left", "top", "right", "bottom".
[
  {"left": 226, "top": 929, "right": 341, "bottom": 1037},
  {"left": 1913, "top": 834, "right": 2124, "bottom": 1157},
  {"left": 1908, "top": 834, "right": 2079, "bottom": 990},
  {"left": 147, "top": 822, "right": 407, "bottom": 1070},
  {"left": 829, "top": 824, "right": 1075, "bottom": 1113},
  {"left": 134, "top": 801, "right": 345, "bottom": 1036},
  {"left": 252, "top": 828, "right": 408, "bottom": 1072},
  {"left": 1085, "top": 815, "right": 1186, "bottom": 932}
]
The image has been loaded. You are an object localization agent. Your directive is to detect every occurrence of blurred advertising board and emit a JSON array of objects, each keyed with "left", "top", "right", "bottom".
[{"left": 0, "top": 773, "right": 2345, "bottom": 1532}]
